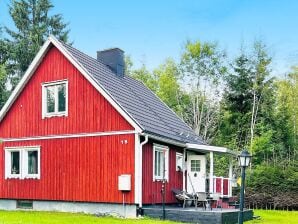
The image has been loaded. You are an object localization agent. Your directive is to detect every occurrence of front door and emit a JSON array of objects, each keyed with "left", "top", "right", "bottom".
[{"left": 187, "top": 154, "right": 206, "bottom": 193}]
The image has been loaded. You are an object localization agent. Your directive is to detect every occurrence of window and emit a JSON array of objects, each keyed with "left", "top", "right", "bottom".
[
  {"left": 153, "top": 144, "right": 169, "bottom": 181},
  {"left": 176, "top": 152, "right": 183, "bottom": 171},
  {"left": 190, "top": 159, "right": 201, "bottom": 172},
  {"left": 5, "top": 147, "right": 41, "bottom": 179},
  {"left": 16, "top": 200, "right": 33, "bottom": 209},
  {"left": 42, "top": 80, "right": 68, "bottom": 118}
]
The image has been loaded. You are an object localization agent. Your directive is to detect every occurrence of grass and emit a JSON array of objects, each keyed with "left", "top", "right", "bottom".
[
  {"left": 0, "top": 210, "right": 178, "bottom": 224},
  {"left": 0, "top": 209, "right": 297, "bottom": 224},
  {"left": 246, "top": 209, "right": 298, "bottom": 224}
]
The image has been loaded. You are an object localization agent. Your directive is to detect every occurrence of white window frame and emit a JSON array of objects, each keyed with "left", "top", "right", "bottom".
[
  {"left": 5, "top": 148, "right": 22, "bottom": 179},
  {"left": 153, "top": 144, "right": 169, "bottom": 181},
  {"left": 4, "top": 146, "right": 41, "bottom": 179},
  {"left": 42, "top": 80, "right": 68, "bottom": 118},
  {"left": 176, "top": 152, "right": 183, "bottom": 171}
]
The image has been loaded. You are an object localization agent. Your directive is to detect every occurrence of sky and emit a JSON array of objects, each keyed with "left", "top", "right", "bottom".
[{"left": 1, "top": 0, "right": 298, "bottom": 75}]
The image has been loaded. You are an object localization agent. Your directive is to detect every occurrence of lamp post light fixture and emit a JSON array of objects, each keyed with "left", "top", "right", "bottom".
[{"left": 238, "top": 149, "right": 252, "bottom": 224}]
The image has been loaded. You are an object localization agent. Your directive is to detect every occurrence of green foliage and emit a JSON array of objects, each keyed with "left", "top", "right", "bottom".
[
  {"left": 130, "top": 64, "right": 157, "bottom": 92},
  {"left": 0, "top": 64, "right": 9, "bottom": 109},
  {"left": 3, "top": 0, "right": 70, "bottom": 87},
  {"left": 180, "top": 40, "right": 226, "bottom": 142},
  {"left": 246, "top": 163, "right": 298, "bottom": 209},
  {"left": 128, "top": 58, "right": 191, "bottom": 121},
  {"left": 218, "top": 52, "right": 254, "bottom": 150},
  {"left": 217, "top": 41, "right": 276, "bottom": 156}
]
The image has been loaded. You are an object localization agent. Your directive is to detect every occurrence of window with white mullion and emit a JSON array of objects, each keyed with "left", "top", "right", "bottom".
[
  {"left": 5, "top": 147, "right": 41, "bottom": 179},
  {"left": 153, "top": 145, "right": 169, "bottom": 181},
  {"left": 42, "top": 80, "right": 68, "bottom": 118}
]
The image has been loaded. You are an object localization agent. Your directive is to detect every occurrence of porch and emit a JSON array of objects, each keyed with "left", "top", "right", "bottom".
[
  {"left": 142, "top": 205, "right": 253, "bottom": 224},
  {"left": 183, "top": 144, "right": 237, "bottom": 198}
]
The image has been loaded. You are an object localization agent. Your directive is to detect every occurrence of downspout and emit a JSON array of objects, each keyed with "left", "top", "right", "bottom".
[
  {"left": 138, "top": 134, "right": 148, "bottom": 210},
  {"left": 182, "top": 148, "right": 186, "bottom": 192}
]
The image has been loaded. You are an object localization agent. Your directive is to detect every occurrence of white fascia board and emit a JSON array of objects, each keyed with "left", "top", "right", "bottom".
[
  {"left": 0, "top": 39, "right": 52, "bottom": 122},
  {"left": 0, "top": 36, "right": 143, "bottom": 133},
  {"left": 186, "top": 143, "right": 237, "bottom": 156},
  {"left": 49, "top": 36, "right": 143, "bottom": 133}
]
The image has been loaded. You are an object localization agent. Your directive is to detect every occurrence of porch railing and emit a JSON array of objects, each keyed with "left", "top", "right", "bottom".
[{"left": 211, "top": 176, "right": 234, "bottom": 198}]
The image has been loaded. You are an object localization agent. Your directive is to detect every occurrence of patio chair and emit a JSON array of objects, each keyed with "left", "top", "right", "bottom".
[
  {"left": 172, "top": 188, "right": 197, "bottom": 208},
  {"left": 196, "top": 192, "right": 207, "bottom": 210}
]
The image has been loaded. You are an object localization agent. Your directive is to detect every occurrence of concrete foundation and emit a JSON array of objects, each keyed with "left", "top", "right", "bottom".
[{"left": 0, "top": 199, "right": 137, "bottom": 218}]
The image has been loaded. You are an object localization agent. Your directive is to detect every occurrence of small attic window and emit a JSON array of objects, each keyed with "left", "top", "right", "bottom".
[{"left": 42, "top": 80, "right": 68, "bottom": 118}]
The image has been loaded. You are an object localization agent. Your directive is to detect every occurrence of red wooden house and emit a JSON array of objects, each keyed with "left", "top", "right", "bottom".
[{"left": 0, "top": 36, "right": 235, "bottom": 217}]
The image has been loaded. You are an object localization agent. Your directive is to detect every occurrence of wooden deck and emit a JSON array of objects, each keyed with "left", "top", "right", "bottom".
[{"left": 142, "top": 205, "right": 253, "bottom": 224}]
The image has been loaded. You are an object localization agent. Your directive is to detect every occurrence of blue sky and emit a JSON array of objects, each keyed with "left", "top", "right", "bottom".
[{"left": 1, "top": 0, "right": 298, "bottom": 75}]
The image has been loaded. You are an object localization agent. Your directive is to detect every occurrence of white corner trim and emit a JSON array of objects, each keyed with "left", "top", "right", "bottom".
[
  {"left": 0, "top": 130, "right": 138, "bottom": 142},
  {"left": 134, "top": 134, "right": 140, "bottom": 205},
  {"left": 0, "top": 36, "right": 143, "bottom": 133}
]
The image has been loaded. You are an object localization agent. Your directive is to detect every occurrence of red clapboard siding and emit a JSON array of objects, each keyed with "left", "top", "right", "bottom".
[
  {"left": 0, "top": 134, "right": 135, "bottom": 203},
  {"left": 0, "top": 45, "right": 136, "bottom": 203},
  {"left": 0, "top": 46, "right": 133, "bottom": 139},
  {"left": 142, "top": 141, "right": 183, "bottom": 204}
]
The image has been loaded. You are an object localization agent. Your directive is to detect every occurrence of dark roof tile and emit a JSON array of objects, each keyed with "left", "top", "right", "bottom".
[{"left": 60, "top": 41, "right": 204, "bottom": 144}]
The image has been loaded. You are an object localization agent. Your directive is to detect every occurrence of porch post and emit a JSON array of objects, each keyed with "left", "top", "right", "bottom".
[
  {"left": 209, "top": 151, "right": 214, "bottom": 195},
  {"left": 228, "top": 157, "right": 233, "bottom": 197},
  {"left": 183, "top": 149, "right": 186, "bottom": 192}
]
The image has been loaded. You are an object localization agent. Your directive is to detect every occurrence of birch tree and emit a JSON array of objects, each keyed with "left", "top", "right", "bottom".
[
  {"left": 180, "top": 40, "right": 227, "bottom": 143},
  {"left": 249, "top": 41, "right": 273, "bottom": 155}
]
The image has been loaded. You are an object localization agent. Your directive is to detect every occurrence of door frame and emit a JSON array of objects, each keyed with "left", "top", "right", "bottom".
[{"left": 186, "top": 153, "right": 207, "bottom": 193}]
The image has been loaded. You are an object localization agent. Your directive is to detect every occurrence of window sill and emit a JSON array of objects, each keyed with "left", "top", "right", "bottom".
[
  {"left": 24, "top": 175, "right": 40, "bottom": 179},
  {"left": 5, "top": 175, "right": 40, "bottom": 180},
  {"left": 43, "top": 112, "right": 68, "bottom": 119},
  {"left": 5, "top": 175, "right": 21, "bottom": 179},
  {"left": 153, "top": 178, "right": 169, "bottom": 182}
]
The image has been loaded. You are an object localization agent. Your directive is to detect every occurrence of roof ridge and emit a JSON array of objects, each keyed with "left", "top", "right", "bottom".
[{"left": 57, "top": 39, "right": 116, "bottom": 75}]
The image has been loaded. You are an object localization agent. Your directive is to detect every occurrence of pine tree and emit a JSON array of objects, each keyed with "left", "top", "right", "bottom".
[{"left": 4, "top": 0, "right": 70, "bottom": 87}]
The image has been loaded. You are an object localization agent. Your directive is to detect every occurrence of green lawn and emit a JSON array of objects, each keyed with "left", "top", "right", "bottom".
[
  {"left": 0, "top": 210, "right": 297, "bottom": 224},
  {"left": 0, "top": 210, "right": 177, "bottom": 224},
  {"left": 246, "top": 209, "right": 298, "bottom": 224},
  {"left": 0, "top": 211, "right": 175, "bottom": 224}
]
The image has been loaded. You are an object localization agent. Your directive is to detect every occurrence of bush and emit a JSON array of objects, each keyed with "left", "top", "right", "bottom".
[{"left": 245, "top": 163, "right": 298, "bottom": 210}]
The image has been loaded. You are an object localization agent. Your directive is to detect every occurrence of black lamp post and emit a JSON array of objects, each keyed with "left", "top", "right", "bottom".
[{"left": 238, "top": 149, "right": 252, "bottom": 224}]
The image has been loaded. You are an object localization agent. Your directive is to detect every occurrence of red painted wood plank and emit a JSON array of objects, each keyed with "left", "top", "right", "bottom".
[
  {"left": 0, "top": 46, "right": 136, "bottom": 203},
  {"left": 0, "top": 46, "right": 133, "bottom": 139},
  {"left": 0, "top": 135, "right": 135, "bottom": 203},
  {"left": 142, "top": 141, "right": 183, "bottom": 204}
]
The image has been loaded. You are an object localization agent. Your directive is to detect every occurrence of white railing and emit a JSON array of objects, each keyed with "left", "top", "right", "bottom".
[{"left": 210, "top": 176, "right": 234, "bottom": 198}]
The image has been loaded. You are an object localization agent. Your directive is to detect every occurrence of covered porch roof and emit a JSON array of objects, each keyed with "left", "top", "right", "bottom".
[{"left": 186, "top": 143, "right": 237, "bottom": 156}]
